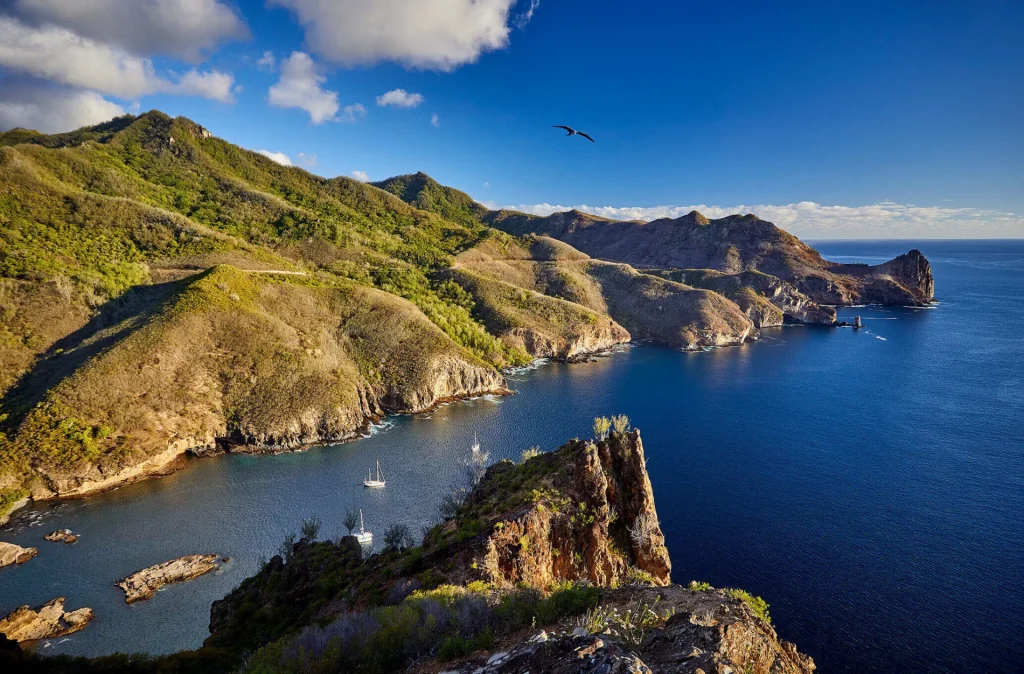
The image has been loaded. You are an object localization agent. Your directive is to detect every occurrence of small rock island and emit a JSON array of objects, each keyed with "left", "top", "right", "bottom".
[{"left": 117, "top": 554, "right": 221, "bottom": 604}]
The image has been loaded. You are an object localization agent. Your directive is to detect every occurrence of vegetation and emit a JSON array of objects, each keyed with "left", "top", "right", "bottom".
[
  {"left": 241, "top": 582, "right": 599, "bottom": 674},
  {"left": 0, "top": 112, "right": 544, "bottom": 513},
  {"left": 727, "top": 588, "right": 772, "bottom": 626}
]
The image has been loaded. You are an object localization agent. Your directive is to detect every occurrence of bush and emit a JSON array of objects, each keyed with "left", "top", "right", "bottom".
[
  {"left": 520, "top": 446, "right": 541, "bottom": 463},
  {"left": 300, "top": 516, "right": 322, "bottom": 541},
  {"left": 727, "top": 588, "right": 771, "bottom": 625},
  {"left": 383, "top": 524, "right": 415, "bottom": 552}
]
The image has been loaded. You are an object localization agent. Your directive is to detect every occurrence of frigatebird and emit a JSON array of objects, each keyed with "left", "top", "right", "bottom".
[{"left": 552, "top": 125, "right": 595, "bottom": 143}]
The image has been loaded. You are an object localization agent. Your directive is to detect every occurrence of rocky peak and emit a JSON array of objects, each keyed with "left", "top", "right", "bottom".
[{"left": 425, "top": 429, "right": 671, "bottom": 589}]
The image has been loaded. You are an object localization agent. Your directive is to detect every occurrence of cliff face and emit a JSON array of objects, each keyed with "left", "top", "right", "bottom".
[{"left": 425, "top": 430, "right": 671, "bottom": 589}]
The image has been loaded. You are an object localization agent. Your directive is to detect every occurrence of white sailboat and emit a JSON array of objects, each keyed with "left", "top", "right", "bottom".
[
  {"left": 471, "top": 432, "right": 481, "bottom": 455},
  {"left": 363, "top": 460, "right": 386, "bottom": 488},
  {"left": 355, "top": 509, "right": 372, "bottom": 545}
]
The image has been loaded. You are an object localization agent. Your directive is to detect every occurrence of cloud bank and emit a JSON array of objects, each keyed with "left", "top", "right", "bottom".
[
  {"left": 0, "top": 0, "right": 245, "bottom": 133},
  {"left": 484, "top": 200, "right": 1024, "bottom": 239},
  {"left": 257, "top": 149, "right": 293, "bottom": 166},
  {"left": 268, "top": 0, "right": 532, "bottom": 71}
]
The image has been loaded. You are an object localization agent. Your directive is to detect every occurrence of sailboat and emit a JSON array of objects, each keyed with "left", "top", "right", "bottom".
[
  {"left": 471, "top": 432, "right": 481, "bottom": 455},
  {"left": 363, "top": 460, "right": 386, "bottom": 488},
  {"left": 355, "top": 509, "right": 372, "bottom": 545}
]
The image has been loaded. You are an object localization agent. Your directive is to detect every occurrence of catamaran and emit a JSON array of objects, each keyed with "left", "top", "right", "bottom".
[
  {"left": 355, "top": 509, "right": 372, "bottom": 545},
  {"left": 363, "top": 460, "right": 386, "bottom": 488},
  {"left": 471, "top": 432, "right": 481, "bottom": 455}
]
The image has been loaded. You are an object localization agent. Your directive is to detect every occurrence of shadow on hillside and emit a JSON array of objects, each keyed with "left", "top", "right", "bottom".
[{"left": 1, "top": 278, "right": 191, "bottom": 423}]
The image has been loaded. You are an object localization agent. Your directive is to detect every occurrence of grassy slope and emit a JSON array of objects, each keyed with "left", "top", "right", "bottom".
[{"left": 0, "top": 112, "right": 529, "bottom": 508}]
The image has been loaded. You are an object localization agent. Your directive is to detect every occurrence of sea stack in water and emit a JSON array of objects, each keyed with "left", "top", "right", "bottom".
[
  {"left": 117, "top": 554, "right": 220, "bottom": 603},
  {"left": 44, "top": 529, "right": 78, "bottom": 544},
  {"left": 0, "top": 598, "right": 93, "bottom": 642},
  {"left": 0, "top": 542, "right": 37, "bottom": 567},
  {"left": 853, "top": 316, "right": 863, "bottom": 328}
]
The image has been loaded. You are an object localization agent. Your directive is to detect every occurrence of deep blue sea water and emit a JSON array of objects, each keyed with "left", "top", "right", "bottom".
[{"left": 1, "top": 240, "right": 1022, "bottom": 672}]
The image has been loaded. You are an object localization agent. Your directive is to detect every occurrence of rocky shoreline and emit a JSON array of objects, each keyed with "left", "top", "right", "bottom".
[{"left": 0, "top": 598, "right": 93, "bottom": 643}]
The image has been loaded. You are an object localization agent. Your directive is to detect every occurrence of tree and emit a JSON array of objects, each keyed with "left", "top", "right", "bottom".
[
  {"left": 300, "top": 516, "right": 321, "bottom": 541},
  {"left": 343, "top": 509, "right": 358, "bottom": 536},
  {"left": 383, "top": 523, "right": 415, "bottom": 552},
  {"left": 611, "top": 414, "right": 631, "bottom": 436},
  {"left": 593, "top": 416, "right": 611, "bottom": 440},
  {"left": 520, "top": 446, "right": 542, "bottom": 463}
]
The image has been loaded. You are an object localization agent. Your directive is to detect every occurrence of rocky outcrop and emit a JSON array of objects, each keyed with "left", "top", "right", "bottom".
[
  {"left": 118, "top": 554, "right": 220, "bottom": 603},
  {"left": 424, "top": 429, "right": 671, "bottom": 589},
  {"left": 0, "top": 541, "right": 37, "bottom": 567},
  {"left": 44, "top": 529, "right": 78, "bottom": 544},
  {"left": 431, "top": 585, "right": 815, "bottom": 674},
  {"left": 0, "top": 598, "right": 93, "bottom": 642},
  {"left": 503, "top": 324, "right": 630, "bottom": 361}
]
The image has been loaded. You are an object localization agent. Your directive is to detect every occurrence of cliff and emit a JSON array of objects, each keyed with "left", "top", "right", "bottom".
[{"left": 206, "top": 429, "right": 813, "bottom": 674}]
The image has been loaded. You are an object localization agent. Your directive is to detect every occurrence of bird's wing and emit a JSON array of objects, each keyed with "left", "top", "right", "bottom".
[
  {"left": 552, "top": 125, "right": 574, "bottom": 132},
  {"left": 578, "top": 132, "right": 596, "bottom": 143}
]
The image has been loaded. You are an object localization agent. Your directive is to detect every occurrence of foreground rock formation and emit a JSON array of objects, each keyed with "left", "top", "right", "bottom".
[
  {"left": 117, "top": 554, "right": 220, "bottom": 603},
  {"left": 426, "top": 429, "right": 672, "bottom": 589},
  {"left": 0, "top": 541, "right": 37, "bottom": 567},
  {"left": 206, "top": 428, "right": 813, "bottom": 674},
  {"left": 430, "top": 586, "right": 814, "bottom": 674},
  {"left": 0, "top": 598, "right": 93, "bottom": 642}
]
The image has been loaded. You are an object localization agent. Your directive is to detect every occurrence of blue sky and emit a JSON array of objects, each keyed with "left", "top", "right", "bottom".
[{"left": 1, "top": 0, "right": 1021, "bottom": 238}]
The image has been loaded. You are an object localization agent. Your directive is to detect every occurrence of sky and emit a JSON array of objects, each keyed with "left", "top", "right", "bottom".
[{"left": 0, "top": 0, "right": 1021, "bottom": 239}]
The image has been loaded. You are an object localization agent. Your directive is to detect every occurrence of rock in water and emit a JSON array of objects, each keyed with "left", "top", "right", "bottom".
[
  {"left": 0, "top": 542, "right": 37, "bottom": 567},
  {"left": 44, "top": 529, "right": 78, "bottom": 544},
  {"left": 0, "top": 598, "right": 93, "bottom": 642},
  {"left": 117, "top": 554, "right": 220, "bottom": 603}
]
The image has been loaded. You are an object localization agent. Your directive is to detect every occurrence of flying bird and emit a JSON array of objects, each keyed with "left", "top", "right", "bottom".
[{"left": 552, "top": 125, "right": 595, "bottom": 143}]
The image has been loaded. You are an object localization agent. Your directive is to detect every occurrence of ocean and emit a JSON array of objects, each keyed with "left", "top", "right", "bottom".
[{"left": 1, "top": 240, "right": 1021, "bottom": 672}]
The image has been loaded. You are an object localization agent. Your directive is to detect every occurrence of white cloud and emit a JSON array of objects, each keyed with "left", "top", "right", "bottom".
[
  {"left": 268, "top": 0, "right": 528, "bottom": 71},
  {"left": 515, "top": 0, "right": 540, "bottom": 29},
  {"left": 492, "top": 200, "right": 1024, "bottom": 239},
  {"left": 431, "top": 113, "right": 440, "bottom": 127},
  {"left": 340, "top": 103, "right": 366, "bottom": 123},
  {"left": 10, "top": 0, "right": 248, "bottom": 61},
  {"left": 0, "top": 83, "right": 125, "bottom": 133},
  {"left": 268, "top": 51, "right": 339, "bottom": 124},
  {"left": 257, "top": 149, "right": 293, "bottom": 166},
  {"left": 257, "top": 50, "right": 276, "bottom": 71},
  {"left": 175, "top": 68, "right": 236, "bottom": 102},
  {"left": 0, "top": 16, "right": 236, "bottom": 100},
  {"left": 376, "top": 89, "right": 424, "bottom": 108},
  {"left": 297, "top": 152, "right": 317, "bottom": 167},
  {"left": 351, "top": 170, "right": 370, "bottom": 182}
]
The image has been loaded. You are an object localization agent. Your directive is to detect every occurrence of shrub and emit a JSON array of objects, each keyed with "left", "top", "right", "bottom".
[
  {"left": 520, "top": 446, "right": 541, "bottom": 463},
  {"left": 727, "top": 588, "right": 771, "bottom": 625},
  {"left": 300, "top": 516, "right": 322, "bottom": 541},
  {"left": 593, "top": 416, "right": 611, "bottom": 440},
  {"left": 383, "top": 524, "right": 415, "bottom": 552},
  {"left": 611, "top": 414, "right": 631, "bottom": 435}
]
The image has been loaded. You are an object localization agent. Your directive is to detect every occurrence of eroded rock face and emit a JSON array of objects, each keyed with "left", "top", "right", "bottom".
[
  {"left": 440, "top": 633, "right": 650, "bottom": 673},
  {"left": 0, "top": 598, "right": 93, "bottom": 642},
  {"left": 429, "top": 430, "right": 671, "bottom": 589},
  {"left": 0, "top": 542, "right": 37, "bottom": 567},
  {"left": 118, "top": 554, "right": 220, "bottom": 603}
]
